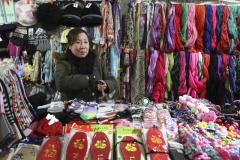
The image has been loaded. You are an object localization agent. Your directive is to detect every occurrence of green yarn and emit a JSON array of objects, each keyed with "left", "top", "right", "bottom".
[
  {"left": 228, "top": 6, "right": 238, "bottom": 54},
  {"left": 165, "top": 52, "right": 174, "bottom": 100},
  {"left": 181, "top": 3, "right": 188, "bottom": 47}
]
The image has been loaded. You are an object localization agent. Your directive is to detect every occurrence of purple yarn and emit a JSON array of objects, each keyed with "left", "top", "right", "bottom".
[
  {"left": 149, "top": 4, "right": 160, "bottom": 46},
  {"left": 229, "top": 56, "right": 236, "bottom": 93},
  {"left": 185, "top": 51, "right": 190, "bottom": 75},
  {"left": 112, "top": 0, "right": 122, "bottom": 54},
  {"left": 146, "top": 49, "right": 159, "bottom": 96},
  {"left": 217, "top": 54, "right": 223, "bottom": 96},
  {"left": 164, "top": 5, "right": 177, "bottom": 53}
]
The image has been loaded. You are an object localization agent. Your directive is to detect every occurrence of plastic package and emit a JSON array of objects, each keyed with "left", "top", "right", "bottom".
[
  {"left": 61, "top": 128, "right": 93, "bottom": 160},
  {"left": 142, "top": 123, "right": 168, "bottom": 160}
]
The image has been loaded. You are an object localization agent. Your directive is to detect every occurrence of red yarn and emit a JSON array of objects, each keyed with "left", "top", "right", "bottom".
[
  {"left": 195, "top": 5, "right": 206, "bottom": 52},
  {"left": 174, "top": 4, "right": 182, "bottom": 51},
  {"left": 152, "top": 51, "right": 165, "bottom": 102},
  {"left": 177, "top": 51, "right": 188, "bottom": 96},
  {"left": 211, "top": 6, "right": 217, "bottom": 50},
  {"left": 217, "top": 6, "right": 230, "bottom": 53},
  {"left": 199, "top": 53, "right": 210, "bottom": 98}
]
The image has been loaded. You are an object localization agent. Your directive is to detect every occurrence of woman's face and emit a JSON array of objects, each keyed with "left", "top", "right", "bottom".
[{"left": 69, "top": 33, "right": 90, "bottom": 58}]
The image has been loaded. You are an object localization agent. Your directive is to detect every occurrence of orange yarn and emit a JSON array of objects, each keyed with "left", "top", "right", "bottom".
[
  {"left": 199, "top": 53, "right": 210, "bottom": 98},
  {"left": 195, "top": 5, "right": 206, "bottom": 52}
]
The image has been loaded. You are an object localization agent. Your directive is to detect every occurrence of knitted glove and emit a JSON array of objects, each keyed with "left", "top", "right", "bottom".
[
  {"left": 11, "top": 25, "right": 28, "bottom": 46},
  {"left": 35, "top": 34, "right": 50, "bottom": 52},
  {"left": 7, "top": 40, "right": 22, "bottom": 57},
  {"left": 26, "top": 28, "right": 37, "bottom": 55}
]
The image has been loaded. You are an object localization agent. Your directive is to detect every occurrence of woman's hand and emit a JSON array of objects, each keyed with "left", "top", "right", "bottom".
[{"left": 97, "top": 80, "right": 107, "bottom": 91}]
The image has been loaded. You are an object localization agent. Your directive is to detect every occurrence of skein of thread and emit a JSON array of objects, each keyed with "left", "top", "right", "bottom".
[
  {"left": 211, "top": 5, "right": 217, "bottom": 50},
  {"left": 152, "top": 52, "right": 165, "bottom": 102},
  {"left": 227, "top": 6, "right": 238, "bottom": 54},
  {"left": 178, "top": 51, "right": 188, "bottom": 95},
  {"left": 174, "top": 4, "right": 183, "bottom": 51},
  {"left": 203, "top": 5, "right": 212, "bottom": 54},
  {"left": 216, "top": 5, "right": 223, "bottom": 44},
  {"left": 199, "top": 53, "right": 210, "bottom": 98},
  {"left": 217, "top": 6, "right": 230, "bottom": 53},
  {"left": 165, "top": 52, "right": 174, "bottom": 99},
  {"left": 195, "top": 5, "right": 205, "bottom": 52},
  {"left": 180, "top": 3, "right": 188, "bottom": 47},
  {"left": 185, "top": 4, "right": 197, "bottom": 50}
]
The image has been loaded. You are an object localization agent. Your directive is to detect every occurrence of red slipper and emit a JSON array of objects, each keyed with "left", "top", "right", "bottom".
[
  {"left": 90, "top": 132, "right": 110, "bottom": 160},
  {"left": 147, "top": 127, "right": 168, "bottom": 160},
  {"left": 37, "top": 137, "right": 61, "bottom": 160},
  {"left": 66, "top": 132, "right": 88, "bottom": 160},
  {"left": 120, "top": 136, "right": 141, "bottom": 160}
]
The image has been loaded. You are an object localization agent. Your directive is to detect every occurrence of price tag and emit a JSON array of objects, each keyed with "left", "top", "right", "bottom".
[
  {"left": 73, "top": 3, "right": 78, "bottom": 8},
  {"left": 85, "top": 3, "right": 92, "bottom": 8}
]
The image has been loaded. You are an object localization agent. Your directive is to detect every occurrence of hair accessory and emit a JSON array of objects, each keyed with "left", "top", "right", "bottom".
[
  {"left": 90, "top": 132, "right": 110, "bottom": 160},
  {"left": 67, "top": 132, "right": 88, "bottom": 160}
]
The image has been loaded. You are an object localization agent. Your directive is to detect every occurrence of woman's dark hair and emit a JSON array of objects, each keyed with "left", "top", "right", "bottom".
[{"left": 67, "top": 28, "right": 92, "bottom": 47}]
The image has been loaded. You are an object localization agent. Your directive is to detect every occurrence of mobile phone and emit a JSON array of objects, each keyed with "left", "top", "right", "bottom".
[{"left": 95, "top": 80, "right": 105, "bottom": 85}]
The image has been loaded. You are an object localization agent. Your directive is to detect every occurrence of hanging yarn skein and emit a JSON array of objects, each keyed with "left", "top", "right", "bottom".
[
  {"left": 160, "top": 3, "right": 167, "bottom": 51},
  {"left": 178, "top": 51, "right": 187, "bottom": 96},
  {"left": 185, "top": 4, "right": 197, "bottom": 50},
  {"left": 180, "top": 3, "right": 188, "bottom": 47},
  {"left": 164, "top": 5, "right": 177, "bottom": 53},
  {"left": 211, "top": 5, "right": 217, "bottom": 50},
  {"left": 165, "top": 52, "right": 174, "bottom": 100},
  {"left": 187, "top": 52, "right": 205, "bottom": 98},
  {"left": 217, "top": 6, "right": 230, "bottom": 53},
  {"left": 152, "top": 52, "right": 165, "bottom": 102},
  {"left": 216, "top": 5, "right": 223, "bottom": 44},
  {"left": 146, "top": 49, "right": 159, "bottom": 97},
  {"left": 203, "top": 4, "right": 212, "bottom": 54},
  {"left": 174, "top": 4, "right": 182, "bottom": 51},
  {"left": 199, "top": 53, "right": 210, "bottom": 98},
  {"left": 227, "top": 6, "right": 238, "bottom": 54},
  {"left": 195, "top": 5, "right": 205, "bottom": 52}
]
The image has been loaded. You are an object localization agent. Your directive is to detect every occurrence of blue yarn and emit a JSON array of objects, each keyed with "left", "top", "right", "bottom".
[
  {"left": 185, "top": 51, "right": 190, "bottom": 75},
  {"left": 203, "top": 5, "right": 212, "bottom": 54},
  {"left": 216, "top": 5, "right": 223, "bottom": 44}
]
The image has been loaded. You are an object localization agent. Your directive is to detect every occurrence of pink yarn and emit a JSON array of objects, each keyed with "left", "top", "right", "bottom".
[
  {"left": 178, "top": 51, "right": 188, "bottom": 96},
  {"left": 185, "top": 4, "right": 198, "bottom": 50},
  {"left": 211, "top": 5, "right": 217, "bottom": 50},
  {"left": 187, "top": 52, "right": 205, "bottom": 97}
]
